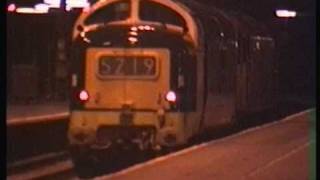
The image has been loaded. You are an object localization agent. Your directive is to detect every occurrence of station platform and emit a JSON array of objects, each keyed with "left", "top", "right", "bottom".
[
  {"left": 6, "top": 101, "right": 69, "bottom": 126},
  {"left": 97, "top": 109, "right": 316, "bottom": 180}
]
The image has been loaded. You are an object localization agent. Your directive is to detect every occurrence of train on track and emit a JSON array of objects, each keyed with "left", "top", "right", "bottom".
[{"left": 68, "top": 0, "right": 278, "bottom": 174}]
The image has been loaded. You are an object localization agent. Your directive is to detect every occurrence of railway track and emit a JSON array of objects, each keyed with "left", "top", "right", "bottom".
[
  {"left": 7, "top": 152, "right": 75, "bottom": 180},
  {"left": 7, "top": 117, "right": 69, "bottom": 163},
  {"left": 7, "top": 151, "right": 160, "bottom": 179}
]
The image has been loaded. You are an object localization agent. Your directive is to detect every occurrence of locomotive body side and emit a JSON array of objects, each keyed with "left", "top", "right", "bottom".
[{"left": 182, "top": 1, "right": 278, "bottom": 129}]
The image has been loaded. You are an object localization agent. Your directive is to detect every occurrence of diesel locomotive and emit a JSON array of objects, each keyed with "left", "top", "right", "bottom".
[{"left": 68, "top": 0, "right": 278, "bottom": 173}]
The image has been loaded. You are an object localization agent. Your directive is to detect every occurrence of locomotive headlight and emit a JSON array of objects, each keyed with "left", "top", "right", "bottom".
[
  {"left": 165, "top": 91, "right": 177, "bottom": 103},
  {"left": 79, "top": 90, "right": 90, "bottom": 102}
]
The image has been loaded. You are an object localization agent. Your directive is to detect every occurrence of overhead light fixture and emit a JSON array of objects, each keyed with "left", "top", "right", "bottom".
[
  {"left": 16, "top": 7, "right": 48, "bottom": 14},
  {"left": 66, "top": 0, "right": 90, "bottom": 11},
  {"left": 275, "top": 9, "right": 297, "bottom": 18},
  {"left": 7, "top": 4, "right": 16, "bottom": 12},
  {"left": 44, "top": 0, "right": 60, "bottom": 8},
  {"left": 34, "top": 3, "right": 50, "bottom": 12}
]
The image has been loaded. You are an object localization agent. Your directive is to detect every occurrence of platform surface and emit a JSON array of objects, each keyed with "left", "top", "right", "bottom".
[{"left": 98, "top": 109, "right": 315, "bottom": 180}]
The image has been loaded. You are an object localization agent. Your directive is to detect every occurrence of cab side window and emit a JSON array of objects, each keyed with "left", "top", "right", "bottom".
[
  {"left": 84, "top": 0, "right": 130, "bottom": 25},
  {"left": 139, "top": 0, "right": 186, "bottom": 27}
]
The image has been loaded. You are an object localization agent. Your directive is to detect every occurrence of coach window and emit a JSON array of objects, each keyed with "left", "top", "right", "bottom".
[
  {"left": 139, "top": 0, "right": 186, "bottom": 28},
  {"left": 84, "top": 0, "right": 130, "bottom": 25}
]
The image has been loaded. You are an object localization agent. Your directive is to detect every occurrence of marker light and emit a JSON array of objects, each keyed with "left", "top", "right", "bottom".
[
  {"left": 275, "top": 10, "right": 297, "bottom": 18},
  {"left": 7, "top": 4, "right": 16, "bottom": 12},
  {"left": 165, "top": 91, "right": 177, "bottom": 102},
  {"left": 128, "top": 37, "right": 138, "bottom": 44},
  {"left": 144, "top": 25, "right": 151, "bottom": 31},
  {"left": 129, "top": 31, "right": 138, "bottom": 36},
  {"left": 79, "top": 90, "right": 89, "bottom": 102},
  {"left": 138, "top": 25, "right": 145, "bottom": 30},
  {"left": 136, "top": 25, "right": 154, "bottom": 31},
  {"left": 130, "top": 26, "right": 138, "bottom": 31}
]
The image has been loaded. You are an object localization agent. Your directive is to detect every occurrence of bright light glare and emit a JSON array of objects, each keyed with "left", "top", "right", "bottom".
[
  {"left": 138, "top": 25, "right": 145, "bottom": 30},
  {"left": 128, "top": 37, "right": 138, "bottom": 43},
  {"left": 44, "top": 0, "right": 60, "bottom": 4},
  {"left": 16, "top": 7, "right": 48, "bottom": 14},
  {"left": 10, "top": 0, "right": 90, "bottom": 14},
  {"left": 44, "top": 0, "right": 60, "bottom": 8},
  {"left": 144, "top": 25, "right": 151, "bottom": 31},
  {"left": 166, "top": 91, "right": 176, "bottom": 102},
  {"left": 34, "top": 3, "right": 49, "bottom": 11},
  {"left": 66, "top": 6, "right": 72, "bottom": 11},
  {"left": 43, "top": 0, "right": 90, "bottom": 9},
  {"left": 130, "top": 26, "right": 138, "bottom": 31},
  {"left": 275, "top": 10, "right": 297, "bottom": 18},
  {"left": 129, "top": 31, "right": 138, "bottom": 36},
  {"left": 7, "top": 4, "right": 16, "bottom": 12},
  {"left": 67, "top": 0, "right": 90, "bottom": 7},
  {"left": 79, "top": 90, "right": 89, "bottom": 101},
  {"left": 66, "top": 0, "right": 90, "bottom": 10},
  {"left": 136, "top": 25, "right": 154, "bottom": 31}
]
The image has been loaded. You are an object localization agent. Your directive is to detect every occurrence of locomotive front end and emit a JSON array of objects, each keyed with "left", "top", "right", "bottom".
[
  {"left": 68, "top": 0, "right": 201, "bottom": 157},
  {"left": 69, "top": 47, "right": 189, "bottom": 150}
]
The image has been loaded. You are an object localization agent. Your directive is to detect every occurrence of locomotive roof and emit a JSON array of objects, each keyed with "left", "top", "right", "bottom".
[
  {"left": 178, "top": 0, "right": 271, "bottom": 38},
  {"left": 72, "top": 0, "right": 272, "bottom": 49},
  {"left": 72, "top": 0, "right": 199, "bottom": 47}
]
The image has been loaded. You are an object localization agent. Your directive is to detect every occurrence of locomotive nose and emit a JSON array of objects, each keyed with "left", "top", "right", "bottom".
[{"left": 157, "top": 127, "right": 180, "bottom": 147}]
